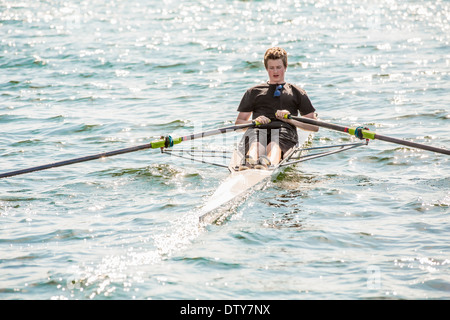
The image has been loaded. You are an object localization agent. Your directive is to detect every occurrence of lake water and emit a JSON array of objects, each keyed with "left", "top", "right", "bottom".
[{"left": 0, "top": 0, "right": 449, "bottom": 301}]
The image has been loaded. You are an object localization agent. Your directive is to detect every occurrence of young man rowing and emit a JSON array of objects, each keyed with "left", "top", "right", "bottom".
[{"left": 235, "top": 47, "right": 319, "bottom": 170}]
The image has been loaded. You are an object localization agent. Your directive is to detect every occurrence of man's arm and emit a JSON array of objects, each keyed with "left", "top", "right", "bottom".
[
  {"left": 235, "top": 112, "right": 271, "bottom": 126},
  {"left": 275, "top": 111, "right": 319, "bottom": 132}
]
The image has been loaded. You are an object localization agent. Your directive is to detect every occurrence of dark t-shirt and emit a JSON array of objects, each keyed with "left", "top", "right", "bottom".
[{"left": 237, "top": 82, "right": 316, "bottom": 143}]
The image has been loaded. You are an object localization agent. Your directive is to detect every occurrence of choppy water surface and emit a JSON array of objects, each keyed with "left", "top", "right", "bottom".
[{"left": 0, "top": 0, "right": 449, "bottom": 300}]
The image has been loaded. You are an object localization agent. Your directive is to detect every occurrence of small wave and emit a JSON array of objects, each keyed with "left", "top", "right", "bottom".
[
  {"left": 97, "top": 164, "right": 202, "bottom": 191},
  {"left": 0, "top": 228, "right": 92, "bottom": 244},
  {"left": 102, "top": 164, "right": 182, "bottom": 179},
  {"left": 147, "top": 119, "right": 190, "bottom": 131},
  {"left": 394, "top": 110, "right": 449, "bottom": 121},
  {"left": 0, "top": 195, "right": 40, "bottom": 203},
  {"left": 154, "top": 62, "right": 187, "bottom": 69},
  {"left": 0, "top": 114, "right": 28, "bottom": 123},
  {"left": 262, "top": 211, "right": 305, "bottom": 230},
  {"left": 48, "top": 115, "right": 65, "bottom": 122},
  {"left": 173, "top": 256, "right": 242, "bottom": 269},
  {"left": 0, "top": 254, "right": 40, "bottom": 264},
  {"left": 10, "top": 139, "right": 43, "bottom": 147},
  {"left": 235, "top": 60, "right": 263, "bottom": 71},
  {"left": 43, "top": 123, "right": 103, "bottom": 136},
  {"left": 0, "top": 56, "right": 47, "bottom": 68}
]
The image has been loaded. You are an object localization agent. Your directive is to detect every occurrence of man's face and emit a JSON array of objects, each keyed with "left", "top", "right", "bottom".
[{"left": 266, "top": 59, "right": 286, "bottom": 84}]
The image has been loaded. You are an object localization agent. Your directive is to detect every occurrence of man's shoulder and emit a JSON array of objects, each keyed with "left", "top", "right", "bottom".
[
  {"left": 242, "top": 83, "right": 270, "bottom": 98},
  {"left": 286, "top": 83, "right": 307, "bottom": 95}
]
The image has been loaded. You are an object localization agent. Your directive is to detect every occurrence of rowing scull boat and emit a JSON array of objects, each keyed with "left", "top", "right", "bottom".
[{"left": 196, "top": 130, "right": 311, "bottom": 225}]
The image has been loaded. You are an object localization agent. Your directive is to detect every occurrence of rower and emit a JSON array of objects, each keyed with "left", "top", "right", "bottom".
[{"left": 234, "top": 47, "right": 319, "bottom": 170}]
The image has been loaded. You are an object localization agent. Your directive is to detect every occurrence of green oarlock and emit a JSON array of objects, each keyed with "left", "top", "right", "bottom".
[
  {"left": 150, "top": 138, "right": 166, "bottom": 149},
  {"left": 150, "top": 136, "right": 183, "bottom": 149},
  {"left": 348, "top": 128, "right": 376, "bottom": 140}
]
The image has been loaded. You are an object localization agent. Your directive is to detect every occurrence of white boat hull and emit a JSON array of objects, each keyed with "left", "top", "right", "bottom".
[
  {"left": 198, "top": 130, "right": 311, "bottom": 225},
  {"left": 198, "top": 168, "right": 272, "bottom": 225}
]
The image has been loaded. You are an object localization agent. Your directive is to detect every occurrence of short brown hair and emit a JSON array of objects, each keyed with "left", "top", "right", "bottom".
[{"left": 264, "top": 47, "right": 288, "bottom": 69}]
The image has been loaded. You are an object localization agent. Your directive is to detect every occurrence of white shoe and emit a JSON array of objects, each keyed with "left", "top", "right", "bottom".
[
  {"left": 246, "top": 156, "right": 258, "bottom": 165},
  {"left": 259, "top": 155, "right": 271, "bottom": 165},
  {"left": 238, "top": 164, "right": 251, "bottom": 171},
  {"left": 254, "top": 155, "right": 271, "bottom": 170},
  {"left": 254, "top": 163, "right": 268, "bottom": 170}
]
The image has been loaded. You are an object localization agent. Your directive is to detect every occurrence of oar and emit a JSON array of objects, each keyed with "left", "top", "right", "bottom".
[
  {"left": 286, "top": 115, "right": 450, "bottom": 155},
  {"left": 0, "top": 121, "right": 257, "bottom": 179}
]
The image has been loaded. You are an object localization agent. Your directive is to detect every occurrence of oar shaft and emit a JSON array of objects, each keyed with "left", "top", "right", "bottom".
[
  {"left": 0, "top": 122, "right": 257, "bottom": 179},
  {"left": 176, "top": 121, "right": 257, "bottom": 143},
  {"left": 289, "top": 116, "right": 348, "bottom": 133},
  {"left": 0, "top": 143, "right": 155, "bottom": 179},
  {"left": 288, "top": 115, "right": 450, "bottom": 155},
  {"left": 373, "top": 133, "right": 450, "bottom": 155}
]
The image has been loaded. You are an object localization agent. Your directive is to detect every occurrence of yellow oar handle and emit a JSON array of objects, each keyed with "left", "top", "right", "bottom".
[{"left": 253, "top": 119, "right": 271, "bottom": 126}]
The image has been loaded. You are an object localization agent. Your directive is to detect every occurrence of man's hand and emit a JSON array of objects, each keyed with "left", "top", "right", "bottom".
[
  {"left": 275, "top": 110, "right": 291, "bottom": 120},
  {"left": 254, "top": 115, "right": 271, "bottom": 125}
]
